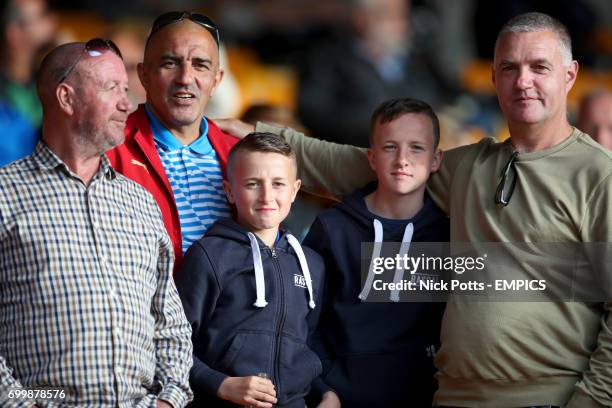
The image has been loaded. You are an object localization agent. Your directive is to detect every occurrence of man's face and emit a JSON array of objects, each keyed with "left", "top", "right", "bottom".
[
  {"left": 364, "top": 0, "right": 409, "bottom": 56},
  {"left": 493, "top": 30, "right": 578, "bottom": 128},
  {"left": 224, "top": 151, "right": 301, "bottom": 235},
  {"left": 578, "top": 94, "right": 612, "bottom": 150},
  {"left": 72, "top": 51, "right": 132, "bottom": 153},
  {"left": 368, "top": 113, "right": 441, "bottom": 198},
  {"left": 138, "top": 20, "right": 223, "bottom": 133},
  {"left": 15, "top": 0, "right": 55, "bottom": 51}
]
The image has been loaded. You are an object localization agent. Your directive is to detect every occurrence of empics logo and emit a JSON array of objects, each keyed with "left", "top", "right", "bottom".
[{"left": 294, "top": 274, "right": 306, "bottom": 288}]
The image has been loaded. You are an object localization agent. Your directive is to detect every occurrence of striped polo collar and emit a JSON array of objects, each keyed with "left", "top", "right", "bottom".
[{"left": 145, "top": 103, "right": 212, "bottom": 155}]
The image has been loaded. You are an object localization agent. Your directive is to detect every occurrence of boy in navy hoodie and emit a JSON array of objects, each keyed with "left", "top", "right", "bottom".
[
  {"left": 175, "top": 133, "right": 325, "bottom": 408},
  {"left": 304, "top": 98, "right": 449, "bottom": 408}
]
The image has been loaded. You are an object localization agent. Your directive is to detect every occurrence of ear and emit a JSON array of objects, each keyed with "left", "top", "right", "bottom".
[
  {"left": 209, "top": 68, "right": 224, "bottom": 98},
  {"left": 491, "top": 63, "right": 496, "bottom": 86},
  {"left": 56, "top": 83, "right": 76, "bottom": 115},
  {"left": 290, "top": 178, "right": 301, "bottom": 203},
  {"left": 565, "top": 60, "right": 579, "bottom": 93},
  {"left": 137, "top": 62, "right": 147, "bottom": 90},
  {"left": 367, "top": 147, "right": 377, "bottom": 172},
  {"left": 223, "top": 179, "right": 235, "bottom": 204},
  {"left": 431, "top": 148, "right": 443, "bottom": 173}
]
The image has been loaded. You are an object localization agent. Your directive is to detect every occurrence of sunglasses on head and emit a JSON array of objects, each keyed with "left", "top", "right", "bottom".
[
  {"left": 58, "top": 38, "right": 123, "bottom": 85},
  {"left": 147, "top": 11, "right": 220, "bottom": 46}
]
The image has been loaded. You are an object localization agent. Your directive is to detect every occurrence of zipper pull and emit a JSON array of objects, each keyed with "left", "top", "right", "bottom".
[{"left": 270, "top": 248, "right": 277, "bottom": 258}]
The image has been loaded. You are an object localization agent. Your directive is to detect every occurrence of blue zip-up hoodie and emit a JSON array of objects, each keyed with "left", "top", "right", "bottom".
[
  {"left": 304, "top": 182, "right": 449, "bottom": 408},
  {"left": 175, "top": 218, "right": 325, "bottom": 407}
]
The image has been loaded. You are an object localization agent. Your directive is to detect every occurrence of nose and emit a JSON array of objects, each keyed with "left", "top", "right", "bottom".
[
  {"left": 259, "top": 183, "right": 274, "bottom": 203},
  {"left": 515, "top": 67, "right": 533, "bottom": 90},
  {"left": 118, "top": 88, "right": 133, "bottom": 113},
  {"left": 395, "top": 147, "right": 411, "bottom": 167},
  {"left": 176, "top": 62, "right": 194, "bottom": 86}
]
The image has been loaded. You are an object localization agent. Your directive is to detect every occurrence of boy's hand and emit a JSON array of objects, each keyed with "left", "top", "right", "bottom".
[
  {"left": 215, "top": 119, "right": 255, "bottom": 139},
  {"left": 317, "top": 390, "right": 341, "bottom": 408},
  {"left": 217, "top": 376, "right": 277, "bottom": 407}
]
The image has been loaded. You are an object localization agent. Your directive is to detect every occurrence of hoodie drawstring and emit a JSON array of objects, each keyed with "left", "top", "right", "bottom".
[
  {"left": 248, "top": 232, "right": 316, "bottom": 309},
  {"left": 287, "top": 234, "right": 316, "bottom": 309},
  {"left": 390, "top": 223, "right": 414, "bottom": 302},
  {"left": 358, "top": 219, "right": 384, "bottom": 301},
  {"left": 248, "top": 232, "right": 268, "bottom": 308},
  {"left": 358, "top": 219, "right": 414, "bottom": 302}
]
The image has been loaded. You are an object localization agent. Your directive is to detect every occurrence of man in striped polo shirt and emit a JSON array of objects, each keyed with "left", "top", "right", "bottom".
[{"left": 107, "top": 12, "right": 238, "bottom": 267}]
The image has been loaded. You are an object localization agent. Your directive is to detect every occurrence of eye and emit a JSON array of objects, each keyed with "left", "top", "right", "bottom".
[
  {"left": 194, "top": 62, "right": 210, "bottom": 71},
  {"left": 192, "top": 59, "right": 212, "bottom": 71},
  {"left": 533, "top": 64, "right": 550, "bottom": 73},
  {"left": 273, "top": 181, "right": 286, "bottom": 187},
  {"left": 411, "top": 145, "right": 425, "bottom": 151},
  {"left": 245, "top": 181, "right": 258, "bottom": 188},
  {"left": 162, "top": 60, "right": 177, "bottom": 68},
  {"left": 383, "top": 144, "right": 397, "bottom": 151}
]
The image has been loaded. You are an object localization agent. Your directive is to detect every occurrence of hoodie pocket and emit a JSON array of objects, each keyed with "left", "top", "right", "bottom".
[
  {"left": 278, "top": 336, "right": 323, "bottom": 401},
  {"left": 217, "top": 331, "right": 274, "bottom": 376}
]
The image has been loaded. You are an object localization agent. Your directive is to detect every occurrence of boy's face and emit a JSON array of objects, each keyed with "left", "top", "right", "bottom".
[
  {"left": 224, "top": 151, "right": 301, "bottom": 235},
  {"left": 368, "top": 113, "right": 442, "bottom": 197}
]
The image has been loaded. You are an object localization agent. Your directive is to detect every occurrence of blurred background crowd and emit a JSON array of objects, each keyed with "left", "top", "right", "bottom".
[
  {"left": 1, "top": 0, "right": 611, "bottom": 238},
  {"left": 2, "top": 0, "right": 612, "bottom": 151}
]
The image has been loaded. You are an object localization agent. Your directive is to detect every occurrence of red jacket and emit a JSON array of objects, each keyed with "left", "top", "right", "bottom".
[{"left": 107, "top": 105, "right": 239, "bottom": 268}]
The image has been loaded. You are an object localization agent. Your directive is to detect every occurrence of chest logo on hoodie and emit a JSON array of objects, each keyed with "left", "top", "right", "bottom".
[{"left": 294, "top": 274, "right": 307, "bottom": 289}]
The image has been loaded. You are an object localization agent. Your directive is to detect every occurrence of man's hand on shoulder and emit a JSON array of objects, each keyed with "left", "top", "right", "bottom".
[
  {"left": 156, "top": 400, "right": 173, "bottom": 408},
  {"left": 215, "top": 118, "right": 255, "bottom": 139}
]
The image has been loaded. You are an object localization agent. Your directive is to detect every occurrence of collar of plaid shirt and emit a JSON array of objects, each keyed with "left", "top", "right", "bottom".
[{"left": 31, "top": 140, "right": 117, "bottom": 180}]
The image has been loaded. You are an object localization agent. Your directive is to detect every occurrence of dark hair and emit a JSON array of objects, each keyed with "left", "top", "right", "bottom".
[
  {"left": 370, "top": 98, "right": 440, "bottom": 148},
  {"left": 227, "top": 132, "right": 296, "bottom": 179}
]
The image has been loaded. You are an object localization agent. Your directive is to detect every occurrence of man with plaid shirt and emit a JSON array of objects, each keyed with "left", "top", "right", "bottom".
[{"left": 0, "top": 40, "right": 193, "bottom": 407}]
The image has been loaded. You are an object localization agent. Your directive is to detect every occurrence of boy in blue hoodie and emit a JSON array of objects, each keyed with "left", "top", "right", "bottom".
[
  {"left": 304, "top": 98, "right": 449, "bottom": 408},
  {"left": 175, "top": 132, "right": 325, "bottom": 408}
]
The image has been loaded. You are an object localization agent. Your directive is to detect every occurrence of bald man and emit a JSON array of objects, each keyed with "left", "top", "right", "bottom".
[
  {"left": 107, "top": 12, "right": 239, "bottom": 268},
  {"left": 577, "top": 90, "right": 612, "bottom": 150},
  {"left": 0, "top": 40, "right": 193, "bottom": 407}
]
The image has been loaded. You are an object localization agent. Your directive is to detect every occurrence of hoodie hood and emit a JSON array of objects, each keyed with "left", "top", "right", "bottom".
[
  {"left": 205, "top": 218, "right": 316, "bottom": 309},
  {"left": 336, "top": 182, "right": 447, "bottom": 302},
  {"left": 337, "top": 181, "right": 446, "bottom": 234}
]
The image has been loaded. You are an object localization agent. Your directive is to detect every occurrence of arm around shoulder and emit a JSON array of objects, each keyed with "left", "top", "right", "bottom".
[{"left": 255, "top": 122, "right": 374, "bottom": 198}]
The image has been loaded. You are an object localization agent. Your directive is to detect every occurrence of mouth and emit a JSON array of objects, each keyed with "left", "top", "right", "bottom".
[
  {"left": 256, "top": 208, "right": 277, "bottom": 212},
  {"left": 515, "top": 96, "right": 539, "bottom": 102},
  {"left": 172, "top": 92, "right": 197, "bottom": 103},
  {"left": 391, "top": 172, "right": 412, "bottom": 177}
]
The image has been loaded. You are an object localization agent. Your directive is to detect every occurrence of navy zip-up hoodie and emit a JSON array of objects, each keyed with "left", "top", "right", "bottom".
[
  {"left": 175, "top": 219, "right": 325, "bottom": 407},
  {"left": 303, "top": 182, "right": 449, "bottom": 408}
]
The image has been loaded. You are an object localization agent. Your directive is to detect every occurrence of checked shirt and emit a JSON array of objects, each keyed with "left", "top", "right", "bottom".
[{"left": 0, "top": 142, "right": 193, "bottom": 407}]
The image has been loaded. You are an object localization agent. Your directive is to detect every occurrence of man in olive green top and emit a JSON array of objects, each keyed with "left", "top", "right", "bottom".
[{"left": 219, "top": 11, "right": 611, "bottom": 408}]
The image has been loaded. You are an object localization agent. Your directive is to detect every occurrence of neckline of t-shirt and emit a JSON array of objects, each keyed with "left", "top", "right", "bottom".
[{"left": 505, "top": 127, "right": 578, "bottom": 162}]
